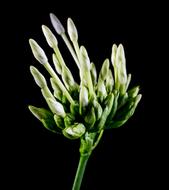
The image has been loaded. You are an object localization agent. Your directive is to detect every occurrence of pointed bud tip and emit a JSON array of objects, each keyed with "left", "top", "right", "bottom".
[{"left": 49, "top": 13, "right": 65, "bottom": 35}]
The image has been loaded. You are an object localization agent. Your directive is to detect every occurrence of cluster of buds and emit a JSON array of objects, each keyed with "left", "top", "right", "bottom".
[{"left": 29, "top": 14, "right": 142, "bottom": 154}]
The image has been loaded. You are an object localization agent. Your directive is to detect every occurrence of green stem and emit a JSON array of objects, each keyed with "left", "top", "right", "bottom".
[{"left": 72, "top": 154, "right": 90, "bottom": 190}]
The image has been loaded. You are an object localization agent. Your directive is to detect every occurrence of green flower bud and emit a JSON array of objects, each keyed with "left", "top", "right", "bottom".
[
  {"left": 116, "top": 44, "right": 127, "bottom": 86},
  {"left": 50, "top": 13, "right": 65, "bottom": 35},
  {"left": 93, "top": 100, "right": 103, "bottom": 120},
  {"left": 106, "top": 69, "right": 114, "bottom": 93},
  {"left": 128, "top": 86, "right": 140, "bottom": 98},
  {"left": 96, "top": 93, "right": 114, "bottom": 131},
  {"left": 63, "top": 123, "right": 86, "bottom": 140},
  {"left": 42, "top": 25, "right": 58, "bottom": 49},
  {"left": 99, "top": 59, "right": 110, "bottom": 81},
  {"left": 79, "top": 85, "right": 89, "bottom": 115},
  {"left": 29, "top": 39, "right": 48, "bottom": 64},
  {"left": 67, "top": 18, "right": 78, "bottom": 42},
  {"left": 90, "top": 62, "right": 97, "bottom": 86},
  {"left": 54, "top": 115, "right": 65, "bottom": 129},
  {"left": 97, "top": 79, "right": 107, "bottom": 102},
  {"left": 47, "top": 98, "right": 66, "bottom": 117},
  {"left": 52, "top": 54, "right": 62, "bottom": 75},
  {"left": 64, "top": 113, "right": 75, "bottom": 128},
  {"left": 84, "top": 107, "right": 96, "bottom": 129},
  {"left": 28, "top": 106, "right": 61, "bottom": 134},
  {"left": 80, "top": 46, "right": 90, "bottom": 72},
  {"left": 111, "top": 44, "right": 117, "bottom": 67},
  {"left": 126, "top": 74, "right": 131, "bottom": 91},
  {"left": 50, "top": 78, "right": 62, "bottom": 101},
  {"left": 30, "top": 66, "right": 47, "bottom": 88},
  {"left": 62, "top": 65, "right": 75, "bottom": 90},
  {"left": 70, "top": 101, "right": 79, "bottom": 116}
]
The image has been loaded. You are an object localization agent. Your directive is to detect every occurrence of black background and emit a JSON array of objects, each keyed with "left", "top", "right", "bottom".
[{"left": 1, "top": 1, "right": 166, "bottom": 189}]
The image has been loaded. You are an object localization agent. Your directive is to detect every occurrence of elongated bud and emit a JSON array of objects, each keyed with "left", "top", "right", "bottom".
[
  {"left": 79, "top": 85, "right": 88, "bottom": 115},
  {"left": 128, "top": 86, "right": 140, "bottom": 98},
  {"left": 30, "top": 66, "right": 47, "bottom": 88},
  {"left": 80, "top": 46, "right": 90, "bottom": 72},
  {"left": 93, "top": 100, "right": 103, "bottom": 120},
  {"left": 28, "top": 106, "right": 52, "bottom": 121},
  {"left": 42, "top": 25, "right": 58, "bottom": 49},
  {"left": 29, "top": 39, "right": 48, "bottom": 64},
  {"left": 62, "top": 65, "right": 75, "bottom": 90},
  {"left": 52, "top": 54, "right": 62, "bottom": 75},
  {"left": 90, "top": 62, "right": 97, "bottom": 86},
  {"left": 67, "top": 18, "right": 78, "bottom": 42},
  {"left": 106, "top": 69, "right": 114, "bottom": 93},
  {"left": 50, "top": 13, "right": 65, "bottom": 35},
  {"left": 50, "top": 78, "right": 62, "bottom": 101},
  {"left": 99, "top": 59, "right": 110, "bottom": 81},
  {"left": 97, "top": 79, "right": 107, "bottom": 102},
  {"left": 134, "top": 94, "right": 142, "bottom": 106},
  {"left": 126, "top": 74, "right": 131, "bottom": 91},
  {"left": 84, "top": 107, "right": 96, "bottom": 129},
  {"left": 116, "top": 44, "right": 127, "bottom": 85},
  {"left": 111, "top": 44, "right": 117, "bottom": 66},
  {"left": 47, "top": 98, "right": 66, "bottom": 117},
  {"left": 63, "top": 123, "right": 86, "bottom": 140}
]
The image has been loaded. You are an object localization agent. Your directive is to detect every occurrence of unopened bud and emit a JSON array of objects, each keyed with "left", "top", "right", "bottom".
[
  {"left": 50, "top": 13, "right": 65, "bottom": 35},
  {"left": 111, "top": 44, "right": 117, "bottom": 66},
  {"left": 62, "top": 65, "right": 75, "bottom": 90},
  {"left": 99, "top": 59, "right": 110, "bottom": 81},
  {"left": 128, "top": 86, "right": 140, "bottom": 98},
  {"left": 79, "top": 85, "right": 88, "bottom": 115},
  {"left": 30, "top": 66, "right": 47, "bottom": 88},
  {"left": 63, "top": 123, "right": 86, "bottom": 140},
  {"left": 90, "top": 62, "right": 97, "bottom": 86},
  {"left": 67, "top": 18, "right": 78, "bottom": 42},
  {"left": 42, "top": 25, "right": 58, "bottom": 49},
  {"left": 29, "top": 39, "right": 48, "bottom": 64},
  {"left": 47, "top": 98, "right": 66, "bottom": 117},
  {"left": 80, "top": 46, "right": 90, "bottom": 72}
]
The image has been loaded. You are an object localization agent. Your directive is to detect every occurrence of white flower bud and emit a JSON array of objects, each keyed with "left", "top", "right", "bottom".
[
  {"left": 30, "top": 66, "right": 47, "bottom": 88},
  {"left": 42, "top": 25, "right": 58, "bottom": 49},
  {"left": 29, "top": 39, "right": 48, "bottom": 64},
  {"left": 50, "top": 13, "right": 65, "bottom": 35},
  {"left": 67, "top": 18, "right": 78, "bottom": 42},
  {"left": 80, "top": 46, "right": 90, "bottom": 72},
  {"left": 47, "top": 98, "right": 66, "bottom": 117}
]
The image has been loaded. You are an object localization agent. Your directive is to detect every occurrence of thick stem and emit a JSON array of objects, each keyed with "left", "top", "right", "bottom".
[{"left": 72, "top": 154, "right": 90, "bottom": 190}]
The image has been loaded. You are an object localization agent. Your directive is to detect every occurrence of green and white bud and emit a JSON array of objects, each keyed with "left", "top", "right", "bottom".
[
  {"left": 99, "top": 59, "right": 110, "bottom": 81},
  {"left": 106, "top": 69, "right": 114, "bottom": 93},
  {"left": 52, "top": 54, "right": 62, "bottom": 75},
  {"left": 80, "top": 46, "right": 90, "bottom": 72},
  {"left": 30, "top": 66, "right": 47, "bottom": 88},
  {"left": 42, "top": 25, "right": 58, "bottom": 49},
  {"left": 128, "top": 86, "right": 140, "bottom": 98},
  {"left": 47, "top": 98, "right": 66, "bottom": 117},
  {"left": 29, "top": 39, "right": 48, "bottom": 64},
  {"left": 50, "top": 13, "right": 65, "bottom": 35},
  {"left": 67, "top": 18, "right": 78, "bottom": 42},
  {"left": 97, "top": 79, "right": 107, "bottom": 102},
  {"left": 126, "top": 74, "right": 132, "bottom": 91},
  {"left": 84, "top": 107, "right": 96, "bottom": 129},
  {"left": 54, "top": 115, "right": 65, "bottom": 129},
  {"left": 50, "top": 78, "right": 62, "bottom": 101},
  {"left": 63, "top": 123, "right": 86, "bottom": 140},
  {"left": 62, "top": 65, "right": 75, "bottom": 90},
  {"left": 111, "top": 44, "right": 117, "bottom": 67},
  {"left": 93, "top": 100, "right": 103, "bottom": 120},
  {"left": 79, "top": 85, "right": 88, "bottom": 115},
  {"left": 90, "top": 62, "right": 97, "bottom": 86},
  {"left": 116, "top": 44, "right": 127, "bottom": 85}
]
